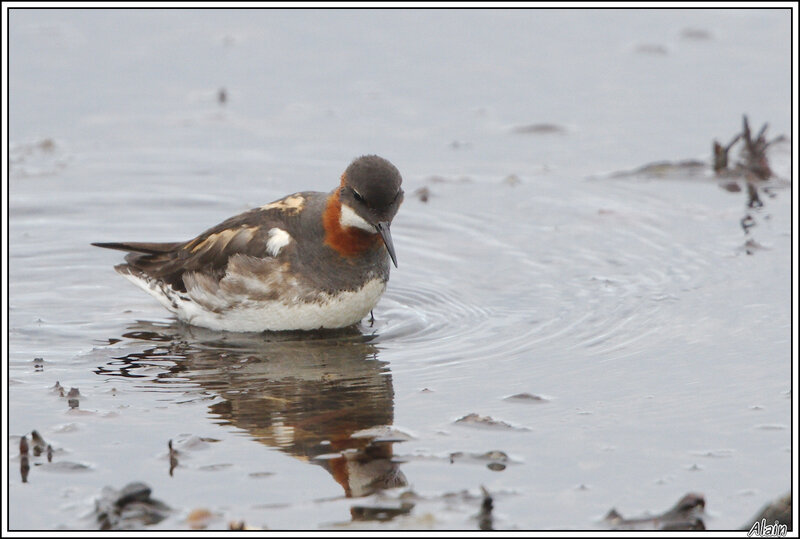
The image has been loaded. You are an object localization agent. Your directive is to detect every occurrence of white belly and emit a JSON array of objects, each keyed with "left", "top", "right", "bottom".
[{"left": 121, "top": 270, "right": 386, "bottom": 332}]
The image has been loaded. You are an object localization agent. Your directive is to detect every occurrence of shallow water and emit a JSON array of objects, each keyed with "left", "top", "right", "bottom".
[{"left": 7, "top": 8, "right": 794, "bottom": 530}]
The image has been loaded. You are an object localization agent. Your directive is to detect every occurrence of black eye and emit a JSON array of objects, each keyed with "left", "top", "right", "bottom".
[{"left": 352, "top": 189, "right": 365, "bottom": 203}]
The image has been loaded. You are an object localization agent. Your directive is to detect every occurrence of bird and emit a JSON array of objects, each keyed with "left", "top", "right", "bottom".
[{"left": 93, "top": 155, "right": 404, "bottom": 332}]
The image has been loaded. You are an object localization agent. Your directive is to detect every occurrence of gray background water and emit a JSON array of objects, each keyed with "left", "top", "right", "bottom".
[{"left": 7, "top": 8, "right": 793, "bottom": 530}]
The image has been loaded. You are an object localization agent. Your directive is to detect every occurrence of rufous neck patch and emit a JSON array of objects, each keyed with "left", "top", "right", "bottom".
[{"left": 323, "top": 191, "right": 380, "bottom": 258}]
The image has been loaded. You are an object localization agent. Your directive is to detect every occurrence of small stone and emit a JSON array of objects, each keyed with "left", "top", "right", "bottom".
[
  {"left": 43, "top": 461, "right": 92, "bottom": 472},
  {"left": 248, "top": 471, "right": 274, "bottom": 479},
  {"left": 20, "top": 455, "right": 30, "bottom": 483},
  {"left": 511, "top": 123, "right": 566, "bottom": 135},
  {"left": 187, "top": 508, "right": 214, "bottom": 529},
  {"left": 635, "top": 43, "right": 668, "bottom": 55},
  {"left": 30, "top": 430, "right": 47, "bottom": 454},
  {"left": 755, "top": 424, "right": 786, "bottom": 431},
  {"left": 51, "top": 381, "right": 66, "bottom": 397},
  {"left": 413, "top": 186, "right": 431, "bottom": 203},
  {"left": 680, "top": 28, "right": 712, "bottom": 40},
  {"left": 114, "top": 482, "right": 152, "bottom": 508},
  {"left": 504, "top": 392, "right": 548, "bottom": 403},
  {"left": 38, "top": 138, "right": 56, "bottom": 152},
  {"left": 480, "top": 450, "right": 508, "bottom": 462},
  {"left": 454, "top": 413, "right": 528, "bottom": 431}
]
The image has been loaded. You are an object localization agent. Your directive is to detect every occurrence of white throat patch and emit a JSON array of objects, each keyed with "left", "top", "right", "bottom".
[{"left": 340, "top": 204, "right": 375, "bottom": 233}]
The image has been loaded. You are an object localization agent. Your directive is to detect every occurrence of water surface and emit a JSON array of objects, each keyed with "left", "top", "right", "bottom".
[{"left": 7, "top": 8, "right": 793, "bottom": 530}]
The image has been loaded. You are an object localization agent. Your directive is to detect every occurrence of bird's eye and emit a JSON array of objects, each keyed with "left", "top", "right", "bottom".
[{"left": 352, "top": 189, "right": 365, "bottom": 203}]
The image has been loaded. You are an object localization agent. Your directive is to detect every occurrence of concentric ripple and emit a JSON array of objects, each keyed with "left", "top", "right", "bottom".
[{"left": 369, "top": 174, "right": 754, "bottom": 371}]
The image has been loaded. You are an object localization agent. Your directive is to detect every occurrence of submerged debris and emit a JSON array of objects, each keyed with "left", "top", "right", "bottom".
[
  {"left": 449, "top": 450, "right": 510, "bottom": 471},
  {"left": 168, "top": 439, "right": 179, "bottom": 476},
  {"left": 43, "top": 460, "right": 92, "bottom": 473},
  {"left": 713, "top": 115, "right": 785, "bottom": 184},
  {"left": 714, "top": 115, "right": 788, "bottom": 252},
  {"left": 413, "top": 186, "right": 431, "bottom": 203},
  {"left": 67, "top": 389, "right": 81, "bottom": 409},
  {"left": 19, "top": 435, "right": 31, "bottom": 482},
  {"left": 10, "top": 138, "right": 70, "bottom": 178},
  {"left": 746, "top": 181, "right": 763, "bottom": 209},
  {"left": 603, "top": 492, "right": 705, "bottom": 530},
  {"left": 95, "top": 482, "right": 171, "bottom": 530},
  {"left": 21, "top": 453, "right": 30, "bottom": 483},
  {"left": 52, "top": 382, "right": 83, "bottom": 408},
  {"left": 168, "top": 434, "right": 221, "bottom": 451},
  {"left": 680, "top": 27, "right": 712, "bottom": 40},
  {"left": 350, "top": 502, "right": 414, "bottom": 522},
  {"left": 186, "top": 508, "right": 215, "bottom": 529},
  {"left": 738, "top": 116, "right": 776, "bottom": 181},
  {"left": 511, "top": 123, "right": 566, "bottom": 135},
  {"left": 609, "top": 160, "right": 707, "bottom": 180},
  {"left": 426, "top": 174, "right": 473, "bottom": 184},
  {"left": 51, "top": 381, "right": 65, "bottom": 397},
  {"left": 30, "top": 430, "right": 47, "bottom": 456},
  {"left": 603, "top": 114, "right": 786, "bottom": 256},
  {"left": 17, "top": 431, "right": 61, "bottom": 481},
  {"left": 229, "top": 520, "right": 264, "bottom": 530},
  {"left": 477, "top": 486, "right": 494, "bottom": 531},
  {"left": 504, "top": 392, "right": 548, "bottom": 403},
  {"left": 449, "top": 140, "right": 472, "bottom": 150},
  {"left": 635, "top": 43, "right": 668, "bottom": 55},
  {"left": 454, "top": 413, "right": 529, "bottom": 431},
  {"left": 605, "top": 114, "right": 785, "bottom": 189},
  {"left": 712, "top": 133, "right": 741, "bottom": 175},
  {"left": 350, "top": 425, "right": 415, "bottom": 443},
  {"left": 742, "top": 492, "right": 791, "bottom": 532}
]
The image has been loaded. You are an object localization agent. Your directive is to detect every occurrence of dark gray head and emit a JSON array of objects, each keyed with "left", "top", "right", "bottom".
[{"left": 338, "top": 155, "right": 404, "bottom": 266}]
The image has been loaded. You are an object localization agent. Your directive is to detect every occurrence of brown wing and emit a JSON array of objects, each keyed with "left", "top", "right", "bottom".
[{"left": 93, "top": 193, "right": 312, "bottom": 293}]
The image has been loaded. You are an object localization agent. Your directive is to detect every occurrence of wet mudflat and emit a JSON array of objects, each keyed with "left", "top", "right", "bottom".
[{"left": 7, "top": 9, "right": 793, "bottom": 530}]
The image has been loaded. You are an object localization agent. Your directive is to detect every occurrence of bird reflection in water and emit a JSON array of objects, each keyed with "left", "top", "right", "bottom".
[{"left": 97, "top": 321, "right": 408, "bottom": 500}]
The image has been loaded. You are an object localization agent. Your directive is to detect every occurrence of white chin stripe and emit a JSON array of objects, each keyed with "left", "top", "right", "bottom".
[
  {"left": 266, "top": 227, "right": 292, "bottom": 256},
  {"left": 340, "top": 204, "right": 376, "bottom": 233}
]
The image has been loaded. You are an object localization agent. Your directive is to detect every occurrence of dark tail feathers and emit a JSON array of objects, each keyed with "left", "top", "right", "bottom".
[{"left": 91, "top": 241, "right": 182, "bottom": 255}]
